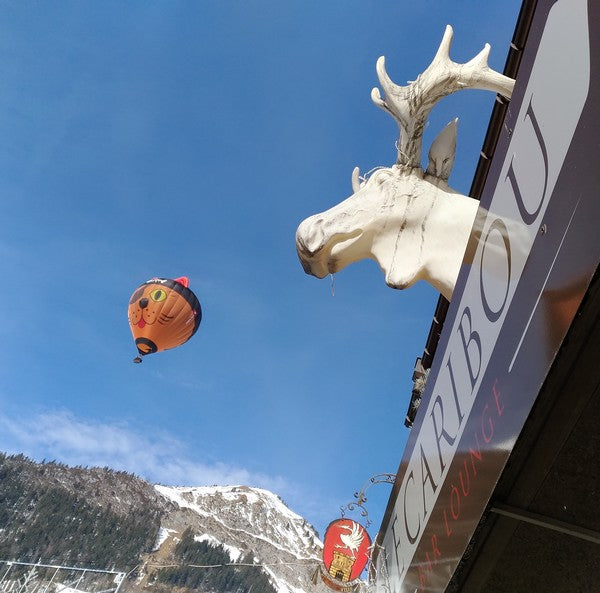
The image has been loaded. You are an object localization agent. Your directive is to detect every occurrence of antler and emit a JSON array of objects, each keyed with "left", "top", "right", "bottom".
[{"left": 371, "top": 25, "right": 515, "bottom": 168}]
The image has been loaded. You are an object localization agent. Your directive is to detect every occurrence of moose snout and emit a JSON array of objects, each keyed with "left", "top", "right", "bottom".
[
  {"left": 295, "top": 216, "right": 325, "bottom": 256},
  {"left": 296, "top": 212, "right": 365, "bottom": 279},
  {"left": 295, "top": 217, "right": 329, "bottom": 278}
]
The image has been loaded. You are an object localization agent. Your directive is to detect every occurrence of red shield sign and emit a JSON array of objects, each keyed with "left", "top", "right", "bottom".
[{"left": 321, "top": 519, "right": 371, "bottom": 590}]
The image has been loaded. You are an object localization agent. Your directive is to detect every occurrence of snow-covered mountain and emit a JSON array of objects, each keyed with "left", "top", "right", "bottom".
[
  {"left": 0, "top": 454, "right": 335, "bottom": 593},
  {"left": 146, "top": 485, "right": 326, "bottom": 593}
]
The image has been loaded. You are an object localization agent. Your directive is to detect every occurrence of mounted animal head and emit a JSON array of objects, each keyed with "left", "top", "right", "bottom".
[{"left": 295, "top": 26, "right": 515, "bottom": 300}]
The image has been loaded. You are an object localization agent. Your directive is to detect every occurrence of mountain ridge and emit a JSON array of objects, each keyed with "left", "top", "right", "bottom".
[{"left": 0, "top": 453, "right": 331, "bottom": 593}]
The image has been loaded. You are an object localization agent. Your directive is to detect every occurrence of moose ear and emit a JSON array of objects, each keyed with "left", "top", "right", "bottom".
[
  {"left": 351, "top": 166, "right": 362, "bottom": 193},
  {"left": 426, "top": 118, "right": 458, "bottom": 180}
]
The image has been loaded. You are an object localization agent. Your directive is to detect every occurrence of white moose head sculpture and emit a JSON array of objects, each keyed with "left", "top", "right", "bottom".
[{"left": 296, "top": 26, "right": 515, "bottom": 301}]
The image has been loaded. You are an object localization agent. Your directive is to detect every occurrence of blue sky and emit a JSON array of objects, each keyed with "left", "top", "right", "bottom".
[{"left": 0, "top": 1, "right": 521, "bottom": 540}]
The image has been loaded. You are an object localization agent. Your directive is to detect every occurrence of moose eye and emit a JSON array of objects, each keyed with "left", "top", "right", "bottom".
[
  {"left": 150, "top": 289, "right": 167, "bottom": 302},
  {"left": 375, "top": 170, "right": 393, "bottom": 185}
]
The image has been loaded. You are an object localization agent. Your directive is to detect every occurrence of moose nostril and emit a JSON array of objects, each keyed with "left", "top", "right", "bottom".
[
  {"left": 296, "top": 219, "right": 324, "bottom": 254},
  {"left": 139, "top": 298, "right": 149, "bottom": 309}
]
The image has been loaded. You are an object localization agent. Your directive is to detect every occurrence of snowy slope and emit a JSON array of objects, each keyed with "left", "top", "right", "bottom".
[{"left": 151, "top": 485, "right": 329, "bottom": 593}]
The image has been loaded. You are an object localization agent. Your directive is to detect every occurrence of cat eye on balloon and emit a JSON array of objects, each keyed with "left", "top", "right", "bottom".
[{"left": 150, "top": 289, "right": 167, "bottom": 302}]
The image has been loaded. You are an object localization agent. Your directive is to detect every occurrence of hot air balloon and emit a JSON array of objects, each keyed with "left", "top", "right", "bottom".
[{"left": 128, "top": 276, "right": 201, "bottom": 362}]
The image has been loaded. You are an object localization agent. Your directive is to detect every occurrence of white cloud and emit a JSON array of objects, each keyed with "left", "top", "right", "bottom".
[
  {"left": 0, "top": 408, "right": 341, "bottom": 535},
  {"left": 0, "top": 409, "right": 289, "bottom": 494}
]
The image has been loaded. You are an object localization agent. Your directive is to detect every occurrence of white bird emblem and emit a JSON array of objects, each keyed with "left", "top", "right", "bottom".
[{"left": 336, "top": 522, "right": 364, "bottom": 557}]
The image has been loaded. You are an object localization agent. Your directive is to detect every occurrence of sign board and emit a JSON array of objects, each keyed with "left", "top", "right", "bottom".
[
  {"left": 373, "top": 0, "right": 600, "bottom": 591},
  {"left": 321, "top": 519, "right": 371, "bottom": 591}
]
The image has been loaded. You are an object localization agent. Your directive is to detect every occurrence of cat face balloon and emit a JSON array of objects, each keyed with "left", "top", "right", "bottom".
[{"left": 128, "top": 277, "right": 201, "bottom": 361}]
